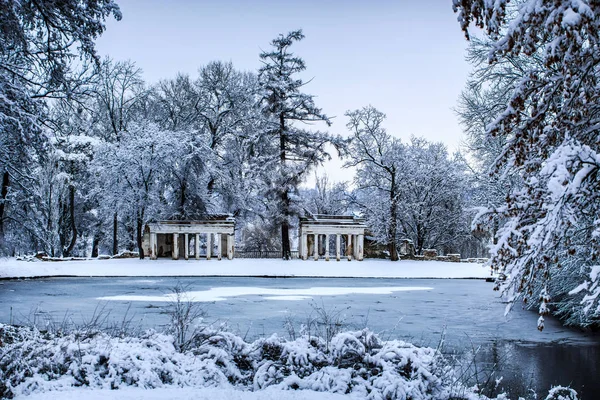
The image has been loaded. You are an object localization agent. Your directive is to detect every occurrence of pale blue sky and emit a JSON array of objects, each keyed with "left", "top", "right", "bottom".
[{"left": 95, "top": 0, "right": 473, "bottom": 182}]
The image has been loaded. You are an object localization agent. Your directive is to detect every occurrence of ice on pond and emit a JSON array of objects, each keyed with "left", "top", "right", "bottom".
[
  {"left": 97, "top": 286, "right": 434, "bottom": 302},
  {"left": 263, "top": 295, "right": 313, "bottom": 301}
]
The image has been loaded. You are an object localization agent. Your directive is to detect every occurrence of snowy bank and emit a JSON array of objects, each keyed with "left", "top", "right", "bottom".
[{"left": 0, "top": 258, "right": 492, "bottom": 280}]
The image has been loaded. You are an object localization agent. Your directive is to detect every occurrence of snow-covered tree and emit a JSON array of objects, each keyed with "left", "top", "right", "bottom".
[
  {"left": 456, "top": 38, "right": 533, "bottom": 259},
  {"left": 195, "top": 62, "right": 263, "bottom": 216},
  {"left": 150, "top": 62, "right": 265, "bottom": 222},
  {"left": 258, "top": 30, "right": 340, "bottom": 260},
  {"left": 48, "top": 100, "right": 99, "bottom": 257},
  {"left": 93, "top": 122, "right": 179, "bottom": 259},
  {"left": 345, "top": 106, "right": 403, "bottom": 260},
  {"left": 94, "top": 59, "right": 146, "bottom": 142},
  {"left": 92, "top": 58, "right": 147, "bottom": 254},
  {"left": 0, "top": 86, "right": 44, "bottom": 253},
  {"left": 0, "top": 0, "right": 120, "bottom": 253},
  {"left": 347, "top": 106, "right": 472, "bottom": 259},
  {"left": 397, "top": 137, "right": 469, "bottom": 255},
  {"left": 152, "top": 73, "right": 198, "bottom": 132},
  {"left": 456, "top": 38, "right": 527, "bottom": 217},
  {"left": 454, "top": 0, "right": 600, "bottom": 329},
  {"left": 300, "top": 174, "right": 350, "bottom": 216},
  {"left": 150, "top": 73, "right": 210, "bottom": 218}
]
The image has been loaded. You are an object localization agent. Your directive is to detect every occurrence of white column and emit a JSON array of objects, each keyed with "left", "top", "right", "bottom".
[
  {"left": 227, "top": 234, "right": 234, "bottom": 260},
  {"left": 358, "top": 234, "right": 364, "bottom": 261},
  {"left": 353, "top": 235, "right": 358, "bottom": 259},
  {"left": 206, "top": 233, "right": 212, "bottom": 260},
  {"left": 336, "top": 234, "right": 341, "bottom": 262},
  {"left": 150, "top": 233, "right": 157, "bottom": 260},
  {"left": 184, "top": 233, "right": 189, "bottom": 260},
  {"left": 173, "top": 233, "right": 179, "bottom": 260},
  {"left": 217, "top": 233, "right": 222, "bottom": 260},
  {"left": 313, "top": 233, "right": 319, "bottom": 261},
  {"left": 347, "top": 234, "right": 352, "bottom": 261},
  {"left": 302, "top": 234, "right": 308, "bottom": 260},
  {"left": 325, "top": 234, "right": 330, "bottom": 261},
  {"left": 195, "top": 233, "right": 200, "bottom": 260}
]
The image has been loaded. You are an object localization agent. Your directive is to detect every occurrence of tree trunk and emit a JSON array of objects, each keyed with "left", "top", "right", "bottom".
[
  {"left": 207, "top": 125, "right": 217, "bottom": 195},
  {"left": 279, "top": 114, "right": 291, "bottom": 260},
  {"left": 415, "top": 224, "right": 425, "bottom": 255},
  {"left": 113, "top": 212, "right": 118, "bottom": 255},
  {"left": 281, "top": 191, "right": 291, "bottom": 260},
  {"left": 63, "top": 185, "right": 77, "bottom": 257},
  {"left": 136, "top": 214, "right": 144, "bottom": 260},
  {"left": 91, "top": 231, "right": 100, "bottom": 258},
  {"left": 179, "top": 181, "right": 186, "bottom": 218},
  {"left": 0, "top": 171, "right": 9, "bottom": 241},
  {"left": 58, "top": 198, "right": 66, "bottom": 255},
  {"left": 389, "top": 173, "right": 399, "bottom": 261}
]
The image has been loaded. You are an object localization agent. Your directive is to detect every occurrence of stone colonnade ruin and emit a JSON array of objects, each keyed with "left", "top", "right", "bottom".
[
  {"left": 145, "top": 217, "right": 235, "bottom": 260},
  {"left": 299, "top": 215, "right": 366, "bottom": 261}
]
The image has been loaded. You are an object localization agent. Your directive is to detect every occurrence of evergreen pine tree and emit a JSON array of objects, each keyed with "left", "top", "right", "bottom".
[{"left": 258, "top": 30, "right": 337, "bottom": 260}]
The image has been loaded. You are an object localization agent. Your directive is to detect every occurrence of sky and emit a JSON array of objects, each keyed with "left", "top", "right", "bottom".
[{"left": 95, "top": 0, "right": 474, "bottom": 183}]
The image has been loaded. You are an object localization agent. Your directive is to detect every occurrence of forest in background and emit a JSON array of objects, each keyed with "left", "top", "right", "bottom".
[{"left": 0, "top": 29, "right": 486, "bottom": 261}]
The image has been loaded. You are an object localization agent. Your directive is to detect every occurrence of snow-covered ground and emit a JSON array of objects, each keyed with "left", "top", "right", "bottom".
[
  {"left": 0, "top": 257, "right": 491, "bottom": 279},
  {"left": 15, "top": 387, "right": 352, "bottom": 400}
]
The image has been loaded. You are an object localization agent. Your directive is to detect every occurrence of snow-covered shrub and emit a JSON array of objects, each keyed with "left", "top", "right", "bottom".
[
  {"left": 545, "top": 386, "right": 579, "bottom": 400},
  {"left": 251, "top": 334, "right": 328, "bottom": 390},
  {"left": 0, "top": 325, "right": 231, "bottom": 398},
  {"left": 164, "top": 283, "right": 207, "bottom": 351},
  {"left": 303, "top": 301, "right": 350, "bottom": 354},
  {"left": 189, "top": 328, "right": 253, "bottom": 385},
  {"left": 0, "top": 323, "right": 576, "bottom": 400},
  {"left": 248, "top": 329, "right": 449, "bottom": 399}
]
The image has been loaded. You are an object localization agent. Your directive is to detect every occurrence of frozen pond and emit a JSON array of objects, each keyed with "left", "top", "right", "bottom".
[{"left": 0, "top": 277, "right": 599, "bottom": 398}]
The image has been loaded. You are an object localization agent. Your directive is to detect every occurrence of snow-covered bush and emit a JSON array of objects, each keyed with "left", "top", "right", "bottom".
[
  {"left": 164, "top": 283, "right": 207, "bottom": 351},
  {"left": 0, "top": 325, "right": 231, "bottom": 398},
  {"left": 0, "top": 324, "right": 450, "bottom": 399},
  {"left": 545, "top": 386, "right": 579, "bottom": 400},
  {"left": 0, "top": 324, "right": 577, "bottom": 400}
]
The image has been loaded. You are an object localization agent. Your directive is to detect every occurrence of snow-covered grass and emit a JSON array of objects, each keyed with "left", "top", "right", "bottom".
[{"left": 0, "top": 258, "right": 492, "bottom": 280}]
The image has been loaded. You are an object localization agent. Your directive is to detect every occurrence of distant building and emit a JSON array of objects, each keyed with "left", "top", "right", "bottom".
[
  {"left": 143, "top": 216, "right": 235, "bottom": 260},
  {"left": 299, "top": 215, "right": 366, "bottom": 261}
]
